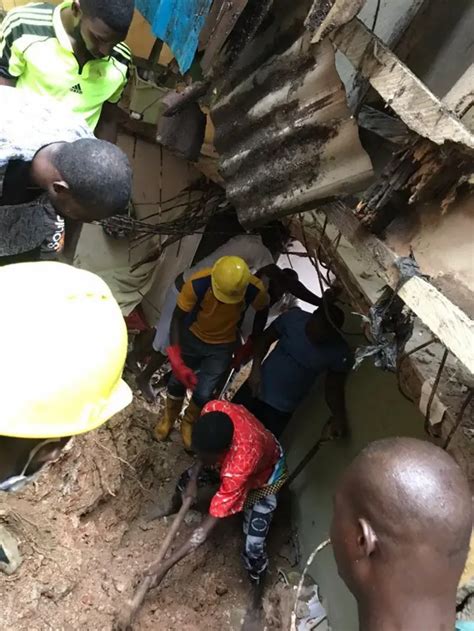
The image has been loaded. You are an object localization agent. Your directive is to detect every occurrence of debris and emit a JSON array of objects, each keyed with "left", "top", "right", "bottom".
[
  {"left": 215, "top": 583, "right": 228, "bottom": 596},
  {"left": 354, "top": 283, "right": 414, "bottom": 372},
  {"left": 0, "top": 398, "right": 293, "bottom": 630},
  {"left": 184, "top": 509, "right": 203, "bottom": 527},
  {"left": 290, "top": 539, "right": 330, "bottom": 631},
  {"left": 157, "top": 91, "right": 206, "bottom": 162},
  {"left": 229, "top": 606, "right": 247, "bottom": 630},
  {"left": 0, "top": 525, "right": 22, "bottom": 575},
  {"left": 114, "top": 496, "right": 193, "bottom": 630}
]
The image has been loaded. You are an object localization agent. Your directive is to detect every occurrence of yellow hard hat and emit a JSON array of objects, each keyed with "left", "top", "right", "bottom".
[
  {"left": 0, "top": 262, "right": 132, "bottom": 439},
  {"left": 211, "top": 256, "right": 251, "bottom": 304}
]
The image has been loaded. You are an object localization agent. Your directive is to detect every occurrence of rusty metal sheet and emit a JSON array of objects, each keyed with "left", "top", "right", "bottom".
[{"left": 211, "top": 26, "right": 374, "bottom": 225}]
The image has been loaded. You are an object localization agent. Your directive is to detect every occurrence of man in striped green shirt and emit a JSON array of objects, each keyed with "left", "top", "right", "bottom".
[{"left": 0, "top": 0, "right": 134, "bottom": 142}]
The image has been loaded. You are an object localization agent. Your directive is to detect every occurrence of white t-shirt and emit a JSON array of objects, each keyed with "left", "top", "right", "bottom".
[{"left": 182, "top": 234, "right": 273, "bottom": 281}]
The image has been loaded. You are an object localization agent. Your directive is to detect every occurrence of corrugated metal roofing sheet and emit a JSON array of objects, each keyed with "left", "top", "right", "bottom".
[{"left": 211, "top": 16, "right": 374, "bottom": 225}]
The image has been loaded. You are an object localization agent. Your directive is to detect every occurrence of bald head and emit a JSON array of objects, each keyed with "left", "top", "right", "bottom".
[{"left": 331, "top": 438, "right": 472, "bottom": 605}]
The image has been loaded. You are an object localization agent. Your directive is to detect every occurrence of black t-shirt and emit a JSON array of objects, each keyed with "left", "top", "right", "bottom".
[
  {"left": 0, "top": 160, "right": 41, "bottom": 205},
  {"left": 0, "top": 160, "right": 64, "bottom": 259}
]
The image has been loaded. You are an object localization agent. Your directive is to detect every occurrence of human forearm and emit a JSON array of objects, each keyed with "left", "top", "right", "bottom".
[
  {"left": 252, "top": 323, "right": 278, "bottom": 367},
  {"left": 95, "top": 117, "right": 118, "bottom": 143},
  {"left": 95, "top": 103, "right": 119, "bottom": 143},
  {"left": 161, "top": 514, "right": 219, "bottom": 568},
  {"left": 288, "top": 279, "right": 322, "bottom": 307},
  {"left": 168, "top": 308, "right": 197, "bottom": 390},
  {"left": 248, "top": 323, "right": 278, "bottom": 395},
  {"left": 251, "top": 308, "right": 268, "bottom": 339},
  {"left": 169, "top": 308, "right": 186, "bottom": 346},
  {"left": 0, "top": 76, "right": 15, "bottom": 87},
  {"left": 62, "top": 218, "right": 83, "bottom": 263}
]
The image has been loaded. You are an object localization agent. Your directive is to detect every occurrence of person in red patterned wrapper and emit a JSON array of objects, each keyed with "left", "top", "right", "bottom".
[{"left": 151, "top": 400, "right": 287, "bottom": 617}]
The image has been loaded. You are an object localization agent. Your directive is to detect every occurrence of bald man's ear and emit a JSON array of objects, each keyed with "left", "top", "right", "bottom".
[{"left": 357, "top": 518, "right": 377, "bottom": 557}]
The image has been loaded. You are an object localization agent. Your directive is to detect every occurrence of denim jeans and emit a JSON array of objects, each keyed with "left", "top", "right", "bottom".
[
  {"left": 233, "top": 381, "right": 292, "bottom": 438},
  {"left": 168, "top": 328, "right": 235, "bottom": 407}
]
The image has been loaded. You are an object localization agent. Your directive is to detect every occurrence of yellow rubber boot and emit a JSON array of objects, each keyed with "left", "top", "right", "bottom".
[
  {"left": 155, "top": 395, "right": 184, "bottom": 442},
  {"left": 180, "top": 399, "right": 202, "bottom": 451}
]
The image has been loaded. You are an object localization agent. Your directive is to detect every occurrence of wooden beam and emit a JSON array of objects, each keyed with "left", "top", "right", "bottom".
[
  {"left": 200, "top": 0, "right": 249, "bottom": 76},
  {"left": 318, "top": 202, "right": 474, "bottom": 375},
  {"left": 332, "top": 19, "right": 474, "bottom": 150},
  {"left": 398, "top": 276, "right": 474, "bottom": 376}
]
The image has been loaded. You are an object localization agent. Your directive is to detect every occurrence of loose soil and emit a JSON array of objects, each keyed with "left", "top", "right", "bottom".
[{"left": 0, "top": 383, "right": 294, "bottom": 630}]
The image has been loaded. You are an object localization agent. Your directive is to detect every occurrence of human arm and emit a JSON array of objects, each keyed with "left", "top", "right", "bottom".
[
  {"left": 169, "top": 305, "right": 187, "bottom": 347},
  {"left": 61, "top": 218, "right": 82, "bottom": 263},
  {"left": 251, "top": 307, "right": 268, "bottom": 338},
  {"left": 150, "top": 513, "right": 220, "bottom": 577},
  {"left": 232, "top": 279, "right": 270, "bottom": 369},
  {"left": 94, "top": 102, "right": 120, "bottom": 144},
  {"left": 168, "top": 305, "right": 197, "bottom": 390},
  {"left": 248, "top": 321, "right": 280, "bottom": 396},
  {"left": 168, "top": 276, "right": 199, "bottom": 388},
  {"left": 249, "top": 279, "right": 271, "bottom": 340},
  {"left": 259, "top": 264, "right": 323, "bottom": 307},
  {"left": 0, "top": 76, "right": 15, "bottom": 86}
]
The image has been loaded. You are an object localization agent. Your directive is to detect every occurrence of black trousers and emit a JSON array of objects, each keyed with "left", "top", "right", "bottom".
[
  {"left": 232, "top": 381, "right": 292, "bottom": 438},
  {"left": 0, "top": 247, "right": 41, "bottom": 266}
]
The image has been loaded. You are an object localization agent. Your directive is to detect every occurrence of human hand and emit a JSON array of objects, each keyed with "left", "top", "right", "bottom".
[
  {"left": 167, "top": 345, "right": 198, "bottom": 390},
  {"left": 231, "top": 337, "right": 254, "bottom": 370},
  {"left": 189, "top": 527, "right": 206, "bottom": 550}
]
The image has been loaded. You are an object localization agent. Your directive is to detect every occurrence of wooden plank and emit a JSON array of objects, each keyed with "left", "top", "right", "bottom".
[
  {"left": 200, "top": 0, "right": 249, "bottom": 76},
  {"left": 443, "top": 63, "right": 474, "bottom": 131},
  {"left": 318, "top": 202, "right": 474, "bottom": 375},
  {"left": 398, "top": 276, "right": 474, "bottom": 376},
  {"left": 199, "top": 0, "right": 226, "bottom": 49},
  {"left": 332, "top": 19, "right": 474, "bottom": 150}
]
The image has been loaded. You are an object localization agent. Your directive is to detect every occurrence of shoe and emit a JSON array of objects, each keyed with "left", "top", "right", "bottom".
[
  {"left": 154, "top": 394, "right": 184, "bottom": 441},
  {"left": 180, "top": 399, "right": 202, "bottom": 450}
]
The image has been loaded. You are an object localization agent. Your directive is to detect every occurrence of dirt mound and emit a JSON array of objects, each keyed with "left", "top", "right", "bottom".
[{"left": 0, "top": 393, "right": 292, "bottom": 630}]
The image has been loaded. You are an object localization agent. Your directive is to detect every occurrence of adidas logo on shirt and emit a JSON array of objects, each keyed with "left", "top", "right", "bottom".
[{"left": 70, "top": 84, "right": 83, "bottom": 94}]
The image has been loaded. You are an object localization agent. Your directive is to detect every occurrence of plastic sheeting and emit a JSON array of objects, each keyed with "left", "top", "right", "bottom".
[
  {"left": 354, "top": 256, "right": 427, "bottom": 371},
  {"left": 136, "top": 0, "right": 213, "bottom": 73}
]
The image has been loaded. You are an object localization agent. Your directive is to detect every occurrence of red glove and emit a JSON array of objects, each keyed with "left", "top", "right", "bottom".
[
  {"left": 231, "top": 337, "right": 254, "bottom": 370},
  {"left": 166, "top": 345, "right": 198, "bottom": 390}
]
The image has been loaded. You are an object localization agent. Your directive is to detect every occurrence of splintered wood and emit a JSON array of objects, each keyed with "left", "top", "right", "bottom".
[{"left": 332, "top": 19, "right": 474, "bottom": 150}]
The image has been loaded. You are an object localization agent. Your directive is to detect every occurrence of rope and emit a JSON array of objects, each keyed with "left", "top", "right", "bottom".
[{"left": 425, "top": 348, "right": 449, "bottom": 436}]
